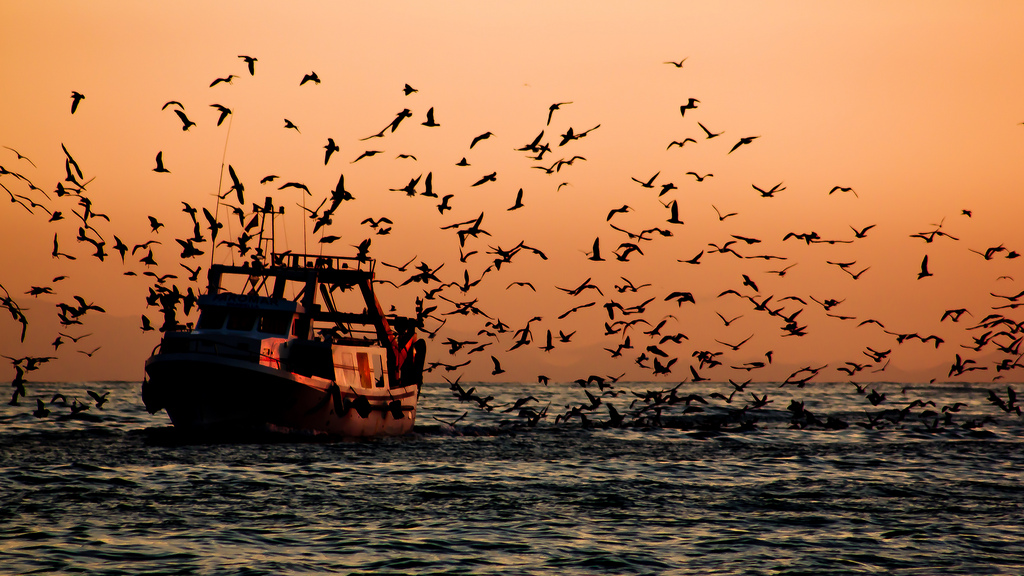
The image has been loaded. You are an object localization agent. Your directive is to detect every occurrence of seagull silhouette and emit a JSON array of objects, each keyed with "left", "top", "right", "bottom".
[
  {"left": 918, "top": 255, "right": 933, "bottom": 279},
  {"left": 210, "top": 104, "right": 232, "bottom": 126},
  {"left": 470, "top": 132, "right": 493, "bottom": 148},
  {"left": 87, "top": 390, "right": 108, "bottom": 408},
  {"left": 422, "top": 107, "right": 440, "bottom": 127},
  {"left": 667, "top": 138, "right": 697, "bottom": 149},
  {"left": 712, "top": 205, "right": 737, "bottom": 221},
  {"left": 174, "top": 109, "right": 195, "bottom": 131},
  {"left": 679, "top": 250, "right": 703, "bottom": 265},
  {"left": 631, "top": 172, "right": 659, "bottom": 188},
  {"left": 851, "top": 224, "right": 876, "bottom": 238},
  {"left": 324, "top": 138, "right": 339, "bottom": 165},
  {"left": 666, "top": 200, "right": 684, "bottom": 225},
  {"left": 70, "top": 91, "right": 85, "bottom": 114},
  {"left": 752, "top": 182, "right": 785, "bottom": 197},
  {"left": 437, "top": 194, "right": 454, "bottom": 214},
  {"left": 153, "top": 152, "right": 169, "bottom": 173},
  {"left": 490, "top": 355, "right": 505, "bottom": 375},
  {"left": 209, "top": 75, "right": 237, "bottom": 87},
  {"left": 729, "top": 136, "right": 759, "bottom": 153},
  {"left": 238, "top": 55, "right": 257, "bottom": 75},
  {"left": 547, "top": 102, "right": 572, "bottom": 125},
  {"left": 471, "top": 172, "right": 497, "bottom": 187},
  {"left": 387, "top": 108, "right": 413, "bottom": 133},
  {"left": 698, "top": 122, "right": 722, "bottom": 139},
  {"left": 508, "top": 188, "right": 525, "bottom": 211},
  {"left": 3, "top": 146, "right": 36, "bottom": 168},
  {"left": 352, "top": 150, "right": 381, "bottom": 163},
  {"left": 829, "top": 185, "right": 858, "bottom": 198},
  {"left": 587, "top": 238, "right": 605, "bottom": 261},
  {"left": 680, "top": 98, "right": 699, "bottom": 117}
]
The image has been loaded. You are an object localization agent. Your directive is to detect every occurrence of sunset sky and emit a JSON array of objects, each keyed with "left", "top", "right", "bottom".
[{"left": 2, "top": 2, "right": 1022, "bottom": 384}]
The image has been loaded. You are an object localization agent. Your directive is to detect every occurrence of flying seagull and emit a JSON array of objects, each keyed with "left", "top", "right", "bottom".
[
  {"left": 238, "top": 55, "right": 257, "bottom": 75},
  {"left": 70, "top": 91, "right": 85, "bottom": 114}
]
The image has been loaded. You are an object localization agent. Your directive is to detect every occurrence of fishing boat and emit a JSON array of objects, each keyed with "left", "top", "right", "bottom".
[{"left": 142, "top": 204, "right": 426, "bottom": 436}]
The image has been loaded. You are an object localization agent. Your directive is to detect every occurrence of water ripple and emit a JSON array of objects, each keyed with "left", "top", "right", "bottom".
[{"left": 2, "top": 381, "right": 1023, "bottom": 574}]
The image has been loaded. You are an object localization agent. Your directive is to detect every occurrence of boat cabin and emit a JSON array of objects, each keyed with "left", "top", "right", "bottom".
[{"left": 159, "top": 253, "right": 421, "bottom": 392}]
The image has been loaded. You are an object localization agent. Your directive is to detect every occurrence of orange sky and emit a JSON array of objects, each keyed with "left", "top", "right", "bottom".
[{"left": 2, "top": 2, "right": 1022, "bottom": 384}]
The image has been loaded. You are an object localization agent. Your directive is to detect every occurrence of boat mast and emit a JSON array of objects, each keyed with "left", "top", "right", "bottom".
[{"left": 255, "top": 196, "right": 284, "bottom": 265}]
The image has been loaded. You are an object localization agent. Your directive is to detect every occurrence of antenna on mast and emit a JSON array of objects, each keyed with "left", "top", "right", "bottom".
[
  {"left": 255, "top": 196, "right": 284, "bottom": 264},
  {"left": 209, "top": 114, "right": 234, "bottom": 269},
  {"left": 301, "top": 193, "right": 307, "bottom": 256}
]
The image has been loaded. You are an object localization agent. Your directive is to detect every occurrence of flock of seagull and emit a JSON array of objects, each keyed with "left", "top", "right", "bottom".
[{"left": 2, "top": 54, "right": 1022, "bottom": 433}]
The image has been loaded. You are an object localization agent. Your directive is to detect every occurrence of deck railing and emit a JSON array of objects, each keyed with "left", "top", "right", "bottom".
[{"left": 270, "top": 253, "right": 375, "bottom": 274}]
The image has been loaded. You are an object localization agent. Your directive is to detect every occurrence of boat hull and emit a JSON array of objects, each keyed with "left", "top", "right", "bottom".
[{"left": 143, "top": 353, "right": 417, "bottom": 437}]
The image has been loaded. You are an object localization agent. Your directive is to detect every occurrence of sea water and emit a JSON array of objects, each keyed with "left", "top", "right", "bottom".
[{"left": 1, "top": 379, "right": 1022, "bottom": 575}]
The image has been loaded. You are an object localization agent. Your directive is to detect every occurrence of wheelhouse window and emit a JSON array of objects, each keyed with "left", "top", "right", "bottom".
[
  {"left": 196, "top": 308, "right": 227, "bottom": 330},
  {"left": 226, "top": 310, "right": 258, "bottom": 331},
  {"left": 357, "top": 353, "right": 372, "bottom": 389},
  {"left": 374, "top": 355, "right": 386, "bottom": 388},
  {"left": 258, "top": 312, "right": 293, "bottom": 335}
]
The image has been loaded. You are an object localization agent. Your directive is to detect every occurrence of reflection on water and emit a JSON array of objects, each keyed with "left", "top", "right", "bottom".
[{"left": 1, "top": 380, "right": 1023, "bottom": 575}]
